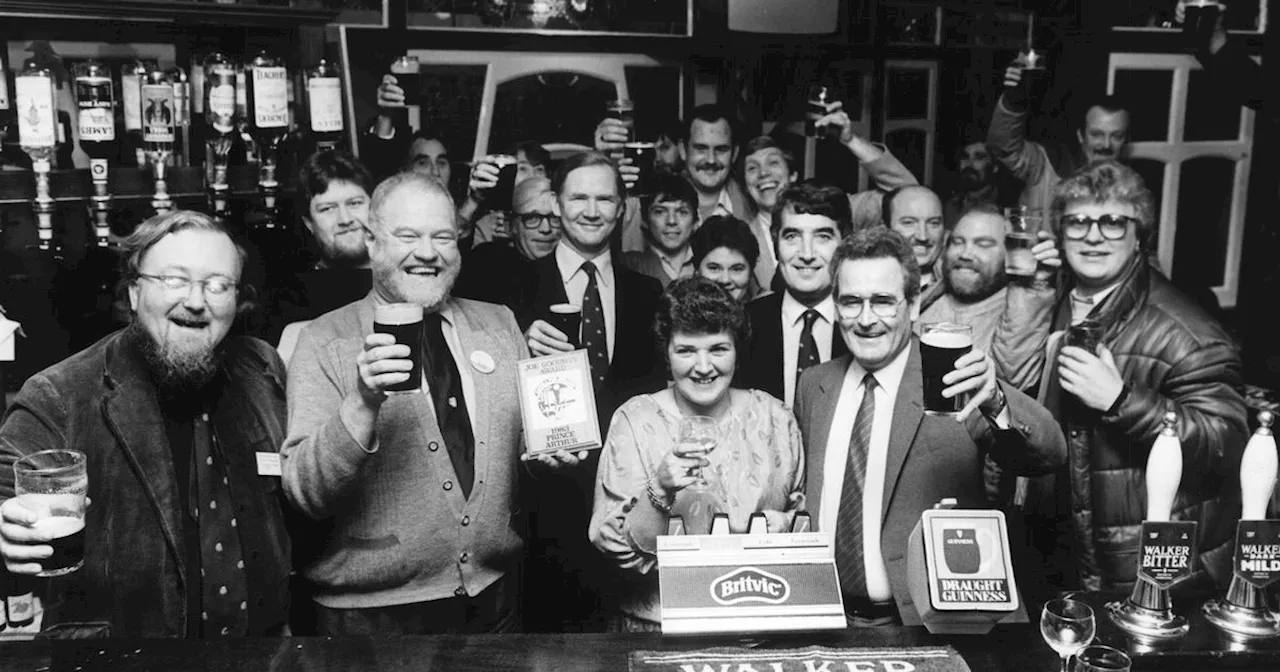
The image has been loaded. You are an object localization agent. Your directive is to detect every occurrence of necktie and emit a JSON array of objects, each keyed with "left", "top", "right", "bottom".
[
  {"left": 580, "top": 261, "right": 610, "bottom": 388},
  {"left": 796, "top": 309, "right": 821, "bottom": 390},
  {"left": 193, "top": 412, "right": 249, "bottom": 637},
  {"left": 835, "top": 374, "right": 877, "bottom": 600},
  {"left": 423, "top": 313, "right": 475, "bottom": 498}
]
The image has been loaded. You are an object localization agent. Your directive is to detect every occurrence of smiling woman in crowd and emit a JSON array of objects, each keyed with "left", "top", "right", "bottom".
[
  {"left": 589, "top": 276, "right": 805, "bottom": 632},
  {"left": 690, "top": 215, "right": 766, "bottom": 303}
]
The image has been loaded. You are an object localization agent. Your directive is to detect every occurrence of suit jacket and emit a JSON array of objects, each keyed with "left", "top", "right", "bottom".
[
  {"left": 793, "top": 341, "right": 1066, "bottom": 625},
  {"left": 739, "top": 292, "right": 849, "bottom": 402},
  {"left": 0, "top": 331, "right": 292, "bottom": 638},
  {"left": 510, "top": 251, "right": 665, "bottom": 422}
]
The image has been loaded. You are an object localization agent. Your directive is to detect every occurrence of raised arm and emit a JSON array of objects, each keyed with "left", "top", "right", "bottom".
[{"left": 988, "top": 62, "right": 1051, "bottom": 187}]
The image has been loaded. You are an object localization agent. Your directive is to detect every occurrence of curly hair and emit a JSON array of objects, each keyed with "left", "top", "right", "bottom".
[
  {"left": 1050, "top": 159, "right": 1155, "bottom": 250},
  {"left": 653, "top": 276, "right": 751, "bottom": 359}
]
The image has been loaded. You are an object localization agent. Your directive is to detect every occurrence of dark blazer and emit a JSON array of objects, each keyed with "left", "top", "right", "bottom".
[
  {"left": 510, "top": 250, "right": 665, "bottom": 421},
  {"left": 0, "top": 331, "right": 293, "bottom": 638},
  {"left": 621, "top": 248, "right": 681, "bottom": 290},
  {"left": 793, "top": 341, "right": 1066, "bottom": 625},
  {"left": 455, "top": 242, "right": 535, "bottom": 305},
  {"left": 739, "top": 292, "right": 849, "bottom": 402}
]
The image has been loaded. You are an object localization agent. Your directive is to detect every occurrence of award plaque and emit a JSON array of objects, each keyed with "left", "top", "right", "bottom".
[{"left": 516, "top": 350, "right": 602, "bottom": 457}]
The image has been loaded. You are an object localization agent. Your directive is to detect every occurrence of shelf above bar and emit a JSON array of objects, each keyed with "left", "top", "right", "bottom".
[{"left": 0, "top": 0, "right": 336, "bottom": 27}]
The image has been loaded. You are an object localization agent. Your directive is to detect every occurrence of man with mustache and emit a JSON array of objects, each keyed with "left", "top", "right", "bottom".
[
  {"left": 742, "top": 106, "right": 917, "bottom": 293},
  {"left": 944, "top": 138, "right": 1007, "bottom": 226},
  {"left": 623, "top": 173, "right": 700, "bottom": 288},
  {"left": 989, "top": 62, "right": 1131, "bottom": 216},
  {"left": 0, "top": 211, "right": 294, "bottom": 638},
  {"left": 738, "top": 182, "right": 853, "bottom": 408},
  {"left": 882, "top": 185, "right": 947, "bottom": 311},
  {"left": 793, "top": 226, "right": 1065, "bottom": 626},
  {"left": 282, "top": 172, "right": 535, "bottom": 634}
]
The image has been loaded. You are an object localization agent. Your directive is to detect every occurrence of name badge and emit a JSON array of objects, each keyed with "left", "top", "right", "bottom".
[{"left": 256, "top": 452, "right": 282, "bottom": 477}]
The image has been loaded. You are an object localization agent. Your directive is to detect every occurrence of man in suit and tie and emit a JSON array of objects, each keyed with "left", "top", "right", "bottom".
[
  {"left": 518, "top": 150, "right": 664, "bottom": 632},
  {"left": 283, "top": 172, "right": 543, "bottom": 635},
  {"left": 793, "top": 226, "right": 1065, "bottom": 626},
  {"left": 739, "top": 182, "right": 853, "bottom": 407}
]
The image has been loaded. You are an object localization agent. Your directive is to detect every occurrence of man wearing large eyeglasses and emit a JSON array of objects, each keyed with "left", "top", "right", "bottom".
[
  {"left": 794, "top": 226, "right": 1065, "bottom": 626},
  {"left": 0, "top": 211, "right": 295, "bottom": 638},
  {"left": 993, "top": 160, "right": 1247, "bottom": 596}
]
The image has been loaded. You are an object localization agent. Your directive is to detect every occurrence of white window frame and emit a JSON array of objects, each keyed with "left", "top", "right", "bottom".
[
  {"left": 1107, "top": 52, "right": 1256, "bottom": 309},
  {"left": 883, "top": 59, "right": 938, "bottom": 186}
]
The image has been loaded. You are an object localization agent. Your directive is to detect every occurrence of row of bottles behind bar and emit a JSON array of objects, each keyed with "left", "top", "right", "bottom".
[{"left": 0, "top": 49, "right": 345, "bottom": 174}]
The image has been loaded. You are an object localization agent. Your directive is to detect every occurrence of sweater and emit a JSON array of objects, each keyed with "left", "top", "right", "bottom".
[{"left": 281, "top": 294, "right": 528, "bottom": 609}]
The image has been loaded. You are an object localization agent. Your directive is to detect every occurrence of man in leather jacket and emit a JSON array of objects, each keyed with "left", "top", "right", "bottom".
[{"left": 993, "top": 160, "right": 1247, "bottom": 594}]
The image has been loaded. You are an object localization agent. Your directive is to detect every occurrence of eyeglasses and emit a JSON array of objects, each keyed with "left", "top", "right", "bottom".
[
  {"left": 835, "top": 294, "right": 905, "bottom": 320},
  {"left": 138, "top": 274, "right": 238, "bottom": 299},
  {"left": 516, "top": 213, "right": 560, "bottom": 229},
  {"left": 1061, "top": 214, "right": 1138, "bottom": 241}
]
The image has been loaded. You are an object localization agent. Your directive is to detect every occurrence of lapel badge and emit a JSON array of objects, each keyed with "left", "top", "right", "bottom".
[{"left": 471, "top": 350, "right": 496, "bottom": 374}]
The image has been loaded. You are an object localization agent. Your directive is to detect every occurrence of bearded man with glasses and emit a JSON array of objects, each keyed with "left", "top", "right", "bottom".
[
  {"left": 994, "top": 159, "right": 1247, "bottom": 597},
  {"left": 0, "top": 210, "right": 296, "bottom": 638}
]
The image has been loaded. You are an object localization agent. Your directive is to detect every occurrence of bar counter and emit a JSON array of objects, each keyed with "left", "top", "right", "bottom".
[{"left": 3, "top": 593, "right": 1280, "bottom": 671}]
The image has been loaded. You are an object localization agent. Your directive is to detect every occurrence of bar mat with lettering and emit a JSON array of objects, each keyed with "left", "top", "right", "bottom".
[{"left": 630, "top": 645, "right": 972, "bottom": 672}]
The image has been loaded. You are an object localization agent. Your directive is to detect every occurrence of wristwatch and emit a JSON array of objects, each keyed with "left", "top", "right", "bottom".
[{"left": 981, "top": 383, "right": 1008, "bottom": 422}]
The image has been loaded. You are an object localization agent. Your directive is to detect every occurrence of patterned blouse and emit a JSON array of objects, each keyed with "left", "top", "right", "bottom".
[{"left": 588, "top": 389, "right": 806, "bottom": 625}]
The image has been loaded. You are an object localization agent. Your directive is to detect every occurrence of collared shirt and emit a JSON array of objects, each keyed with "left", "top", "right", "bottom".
[
  {"left": 655, "top": 247, "right": 695, "bottom": 282},
  {"left": 818, "top": 345, "right": 912, "bottom": 603},
  {"left": 781, "top": 292, "right": 837, "bottom": 408},
  {"left": 698, "top": 186, "right": 736, "bottom": 222},
  {"left": 556, "top": 243, "right": 617, "bottom": 360},
  {"left": 1069, "top": 283, "right": 1121, "bottom": 325},
  {"left": 751, "top": 210, "right": 779, "bottom": 289}
]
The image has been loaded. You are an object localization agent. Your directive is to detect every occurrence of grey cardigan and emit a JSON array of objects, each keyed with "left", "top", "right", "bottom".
[{"left": 281, "top": 294, "right": 528, "bottom": 609}]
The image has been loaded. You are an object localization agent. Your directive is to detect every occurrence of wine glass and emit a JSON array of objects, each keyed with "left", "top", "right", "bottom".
[
  {"left": 1074, "top": 645, "right": 1131, "bottom": 672},
  {"left": 676, "top": 415, "right": 718, "bottom": 490},
  {"left": 1041, "top": 598, "right": 1096, "bottom": 672}
]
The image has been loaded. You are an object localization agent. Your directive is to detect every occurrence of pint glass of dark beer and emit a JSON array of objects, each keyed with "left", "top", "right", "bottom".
[
  {"left": 920, "top": 322, "right": 973, "bottom": 416},
  {"left": 14, "top": 450, "right": 88, "bottom": 577},
  {"left": 622, "top": 141, "right": 655, "bottom": 194},
  {"left": 389, "top": 55, "right": 420, "bottom": 124},
  {"left": 546, "top": 303, "right": 581, "bottom": 349},
  {"left": 374, "top": 303, "right": 424, "bottom": 394},
  {"left": 1184, "top": 1, "right": 1224, "bottom": 48},
  {"left": 805, "top": 84, "right": 839, "bottom": 139},
  {"left": 490, "top": 154, "right": 519, "bottom": 213}
]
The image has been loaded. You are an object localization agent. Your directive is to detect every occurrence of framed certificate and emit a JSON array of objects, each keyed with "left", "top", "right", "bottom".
[{"left": 516, "top": 350, "right": 602, "bottom": 457}]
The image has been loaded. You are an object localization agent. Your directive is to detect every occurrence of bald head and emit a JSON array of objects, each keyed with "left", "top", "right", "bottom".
[
  {"left": 882, "top": 185, "right": 945, "bottom": 274},
  {"left": 369, "top": 171, "right": 457, "bottom": 235}
]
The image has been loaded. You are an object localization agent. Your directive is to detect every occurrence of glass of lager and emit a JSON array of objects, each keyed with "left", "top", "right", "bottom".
[
  {"left": 14, "top": 449, "right": 88, "bottom": 577},
  {"left": 373, "top": 303, "right": 424, "bottom": 394},
  {"left": 920, "top": 322, "right": 973, "bottom": 416},
  {"left": 1004, "top": 206, "right": 1041, "bottom": 279}
]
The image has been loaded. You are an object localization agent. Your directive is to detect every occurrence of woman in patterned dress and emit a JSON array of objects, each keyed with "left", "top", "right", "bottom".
[{"left": 588, "top": 276, "right": 805, "bottom": 632}]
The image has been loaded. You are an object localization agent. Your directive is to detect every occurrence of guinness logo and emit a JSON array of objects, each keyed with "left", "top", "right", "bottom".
[{"left": 710, "top": 567, "right": 790, "bottom": 606}]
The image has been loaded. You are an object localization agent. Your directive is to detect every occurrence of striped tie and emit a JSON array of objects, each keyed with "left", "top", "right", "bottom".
[{"left": 835, "top": 374, "right": 877, "bottom": 600}]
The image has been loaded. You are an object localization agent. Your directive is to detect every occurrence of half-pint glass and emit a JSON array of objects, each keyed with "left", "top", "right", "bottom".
[
  {"left": 14, "top": 450, "right": 88, "bottom": 577},
  {"left": 920, "top": 322, "right": 973, "bottom": 416}
]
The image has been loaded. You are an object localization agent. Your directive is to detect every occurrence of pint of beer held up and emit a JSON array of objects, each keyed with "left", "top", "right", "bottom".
[
  {"left": 374, "top": 302, "right": 425, "bottom": 395},
  {"left": 920, "top": 323, "right": 974, "bottom": 416},
  {"left": 14, "top": 449, "right": 88, "bottom": 577}
]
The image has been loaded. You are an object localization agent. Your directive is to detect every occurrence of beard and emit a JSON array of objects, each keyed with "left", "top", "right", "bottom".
[
  {"left": 373, "top": 262, "right": 460, "bottom": 311},
  {"left": 126, "top": 321, "right": 223, "bottom": 397},
  {"left": 958, "top": 167, "right": 994, "bottom": 191},
  {"left": 319, "top": 236, "right": 370, "bottom": 269},
  {"left": 947, "top": 261, "right": 1006, "bottom": 302}
]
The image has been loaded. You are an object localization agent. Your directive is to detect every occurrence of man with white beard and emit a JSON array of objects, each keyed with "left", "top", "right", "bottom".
[
  {"left": 0, "top": 211, "right": 294, "bottom": 638},
  {"left": 282, "top": 172, "right": 540, "bottom": 635}
]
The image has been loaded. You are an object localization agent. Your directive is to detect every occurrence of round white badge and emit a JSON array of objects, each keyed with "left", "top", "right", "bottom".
[{"left": 470, "top": 350, "right": 496, "bottom": 374}]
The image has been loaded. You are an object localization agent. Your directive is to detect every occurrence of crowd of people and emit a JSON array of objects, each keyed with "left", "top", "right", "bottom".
[{"left": 0, "top": 10, "right": 1256, "bottom": 639}]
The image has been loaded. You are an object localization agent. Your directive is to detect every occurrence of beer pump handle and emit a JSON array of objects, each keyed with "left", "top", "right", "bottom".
[
  {"left": 1145, "top": 412, "right": 1183, "bottom": 522},
  {"left": 1240, "top": 411, "right": 1277, "bottom": 522}
]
